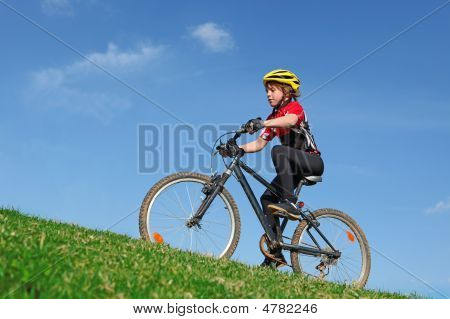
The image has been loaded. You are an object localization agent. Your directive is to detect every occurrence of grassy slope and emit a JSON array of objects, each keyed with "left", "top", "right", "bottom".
[{"left": 0, "top": 208, "right": 405, "bottom": 299}]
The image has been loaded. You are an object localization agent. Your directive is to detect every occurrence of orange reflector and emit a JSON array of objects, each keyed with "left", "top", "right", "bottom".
[
  {"left": 346, "top": 231, "right": 355, "bottom": 242},
  {"left": 153, "top": 232, "right": 164, "bottom": 244}
]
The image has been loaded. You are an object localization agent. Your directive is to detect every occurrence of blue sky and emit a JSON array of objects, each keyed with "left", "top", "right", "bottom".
[{"left": 1, "top": 0, "right": 449, "bottom": 298}]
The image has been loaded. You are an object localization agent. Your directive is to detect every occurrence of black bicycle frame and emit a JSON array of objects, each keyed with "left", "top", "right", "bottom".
[{"left": 192, "top": 139, "right": 340, "bottom": 258}]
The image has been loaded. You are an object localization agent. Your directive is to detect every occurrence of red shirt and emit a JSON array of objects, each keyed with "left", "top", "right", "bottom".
[{"left": 259, "top": 101, "right": 305, "bottom": 142}]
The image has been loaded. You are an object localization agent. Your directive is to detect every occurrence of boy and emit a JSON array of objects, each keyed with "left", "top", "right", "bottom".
[{"left": 238, "top": 69, "right": 324, "bottom": 267}]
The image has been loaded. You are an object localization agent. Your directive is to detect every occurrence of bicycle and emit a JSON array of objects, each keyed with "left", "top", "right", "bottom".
[{"left": 139, "top": 126, "right": 371, "bottom": 288}]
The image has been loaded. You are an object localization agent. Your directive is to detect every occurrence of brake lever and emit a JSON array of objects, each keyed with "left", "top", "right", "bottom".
[
  {"left": 236, "top": 125, "right": 247, "bottom": 134},
  {"left": 215, "top": 140, "right": 227, "bottom": 156}
]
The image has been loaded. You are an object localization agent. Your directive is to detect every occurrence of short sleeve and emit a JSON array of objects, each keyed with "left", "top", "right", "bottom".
[
  {"left": 284, "top": 102, "right": 305, "bottom": 123},
  {"left": 259, "top": 113, "right": 276, "bottom": 141},
  {"left": 259, "top": 127, "right": 275, "bottom": 141}
]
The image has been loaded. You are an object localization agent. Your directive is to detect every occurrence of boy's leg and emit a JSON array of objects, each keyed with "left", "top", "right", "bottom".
[
  {"left": 260, "top": 175, "right": 282, "bottom": 232},
  {"left": 260, "top": 146, "right": 324, "bottom": 266},
  {"left": 271, "top": 145, "right": 324, "bottom": 200},
  {"left": 268, "top": 145, "right": 324, "bottom": 219},
  {"left": 270, "top": 145, "right": 298, "bottom": 203},
  {"left": 260, "top": 176, "right": 289, "bottom": 266},
  {"left": 289, "top": 149, "right": 324, "bottom": 178}
]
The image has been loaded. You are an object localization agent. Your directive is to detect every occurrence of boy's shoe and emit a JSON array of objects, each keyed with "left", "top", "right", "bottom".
[
  {"left": 260, "top": 257, "right": 274, "bottom": 268},
  {"left": 272, "top": 251, "right": 288, "bottom": 268},
  {"left": 267, "top": 202, "right": 300, "bottom": 220}
]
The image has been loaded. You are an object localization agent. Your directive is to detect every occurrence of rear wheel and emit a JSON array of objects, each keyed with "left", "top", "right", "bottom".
[
  {"left": 139, "top": 172, "right": 241, "bottom": 259},
  {"left": 290, "top": 208, "right": 371, "bottom": 288}
]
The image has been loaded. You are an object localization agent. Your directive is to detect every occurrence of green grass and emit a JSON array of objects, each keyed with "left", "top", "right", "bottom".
[{"left": 0, "top": 208, "right": 406, "bottom": 299}]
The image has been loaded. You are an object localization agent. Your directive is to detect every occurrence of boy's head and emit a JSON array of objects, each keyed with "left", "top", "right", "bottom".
[{"left": 263, "top": 69, "right": 300, "bottom": 108}]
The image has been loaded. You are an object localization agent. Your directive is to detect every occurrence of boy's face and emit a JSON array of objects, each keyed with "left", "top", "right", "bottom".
[{"left": 266, "top": 83, "right": 285, "bottom": 107}]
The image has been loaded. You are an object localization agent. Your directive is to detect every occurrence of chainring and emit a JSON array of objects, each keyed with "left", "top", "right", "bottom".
[{"left": 258, "top": 234, "right": 287, "bottom": 267}]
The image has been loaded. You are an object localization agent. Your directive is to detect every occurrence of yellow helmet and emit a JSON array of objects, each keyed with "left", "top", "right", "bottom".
[{"left": 263, "top": 69, "right": 301, "bottom": 96}]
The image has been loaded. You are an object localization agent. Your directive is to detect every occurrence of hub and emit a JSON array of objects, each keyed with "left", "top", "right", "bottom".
[{"left": 186, "top": 217, "right": 201, "bottom": 229}]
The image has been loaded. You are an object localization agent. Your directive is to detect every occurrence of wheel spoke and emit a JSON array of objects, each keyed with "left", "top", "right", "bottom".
[
  {"left": 158, "top": 200, "right": 183, "bottom": 220},
  {"left": 336, "top": 263, "right": 353, "bottom": 282},
  {"left": 201, "top": 227, "right": 222, "bottom": 253},
  {"left": 143, "top": 176, "right": 237, "bottom": 259},
  {"left": 151, "top": 211, "right": 186, "bottom": 221},
  {"left": 339, "top": 259, "right": 360, "bottom": 275},
  {"left": 292, "top": 211, "right": 369, "bottom": 288},
  {"left": 173, "top": 189, "right": 189, "bottom": 218},
  {"left": 191, "top": 185, "right": 204, "bottom": 214},
  {"left": 202, "top": 220, "right": 228, "bottom": 227},
  {"left": 153, "top": 217, "right": 185, "bottom": 222},
  {"left": 201, "top": 227, "right": 227, "bottom": 240},
  {"left": 160, "top": 224, "right": 186, "bottom": 233},
  {"left": 332, "top": 229, "right": 343, "bottom": 247},
  {"left": 186, "top": 184, "right": 194, "bottom": 213},
  {"left": 340, "top": 254, "right": 360, "bottom": 263},
  {"left": 178, "top": 229, "right": 189, "bottom": 249}
]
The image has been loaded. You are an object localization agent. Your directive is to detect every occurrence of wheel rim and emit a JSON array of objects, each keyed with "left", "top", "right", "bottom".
[
  {"left": 147, "top": 178, "right": 236, "bottom": 258},
  {"left": 296, "top": 214, "right": 368, "bottom": 286}
]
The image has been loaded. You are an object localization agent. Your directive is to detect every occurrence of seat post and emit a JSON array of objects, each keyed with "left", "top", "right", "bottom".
[{"left": 294, "top": 179, "right": 304, "bottom": 199}]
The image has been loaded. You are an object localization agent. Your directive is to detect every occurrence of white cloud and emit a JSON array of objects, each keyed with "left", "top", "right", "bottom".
[
  {"left": 24, "top": 42, "right": 164, "bottom": 122},
  {"left": 73, "top": 43, "right": 163, "bottom": 72},
  {"left": 41, "top": 0, "right": 74, "bottom": 16},
  {"left": 189, "top": 22, "right": 235, "bottom": 53},
  {"left": 425, "top": 198, "right": 450, "bottom": 215}
]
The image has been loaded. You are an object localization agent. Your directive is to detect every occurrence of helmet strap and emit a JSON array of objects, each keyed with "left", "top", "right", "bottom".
[{"left": 275, "top": 96, "right": 291, "bottom": 109}]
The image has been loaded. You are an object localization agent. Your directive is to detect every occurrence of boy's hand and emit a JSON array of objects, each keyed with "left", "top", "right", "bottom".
[
  {"left": 244, "top": 117, "right": 265, "bottom": 134},
  {"left": 217, "top": 144, "right": 230, "bottom": 158},
  {"left": 216, "top": 143, "right": 244, "bottom": 158}
]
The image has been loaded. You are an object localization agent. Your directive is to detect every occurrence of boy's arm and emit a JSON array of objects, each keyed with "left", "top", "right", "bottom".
[
  {"left": 239, "top": 136, "right": 268, "bottom": 153},
  {"left": 264, "top": 114, "right": 298, "bottom": 128}
]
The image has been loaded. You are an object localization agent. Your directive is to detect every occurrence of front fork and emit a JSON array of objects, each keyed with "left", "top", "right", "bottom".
[
  {"left": 186, "top": 167, "right": 234, "bottom": 228},
  {"left": 188, "top": 154, "right": 284, "bottom": 251}
]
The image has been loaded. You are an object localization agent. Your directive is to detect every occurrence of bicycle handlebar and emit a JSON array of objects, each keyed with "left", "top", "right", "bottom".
[{"left": 214, "top": 125, "right": 247, "bottom": 157}]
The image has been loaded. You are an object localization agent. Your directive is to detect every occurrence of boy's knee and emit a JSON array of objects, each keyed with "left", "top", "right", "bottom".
[
  {"left": 260, "top": 188, "right": 276, "bottom": 205},
  {"left": 271, "top": 144, "right": 282, "bottom": 155},
  {"left": 260, "top": 192, "right": 271, "bottom": 203},
  {"left": 272, "top": 145, "right": 292, "bottom": 169},
  {"left": 271, "top": 144, "right": 287, "bottom": 159}
]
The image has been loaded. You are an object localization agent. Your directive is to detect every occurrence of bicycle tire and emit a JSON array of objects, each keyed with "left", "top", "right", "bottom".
[
  {"left": 290, "top": 208, "right": 371, "bottom": 288},
  {"left": 139, "top": 171, "right": 241, "bottom": 259}
]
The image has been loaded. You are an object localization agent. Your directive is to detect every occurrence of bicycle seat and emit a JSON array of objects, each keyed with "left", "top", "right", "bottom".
[{"left": 302, "top": 175, "right": 322, "bottom": 186}]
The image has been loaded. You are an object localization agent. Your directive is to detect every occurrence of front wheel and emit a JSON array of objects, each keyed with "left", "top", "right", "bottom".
[
  {"left": 139, "top": 171, "right": 241, "bottom": 259},
  {"left": 290, "top": 208, "right": 371, "bottom": 288}
]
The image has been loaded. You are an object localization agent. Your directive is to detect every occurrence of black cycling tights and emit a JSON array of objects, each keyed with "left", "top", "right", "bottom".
[{"left": 260, "top": 145, "right": 324, "bottom": 231}]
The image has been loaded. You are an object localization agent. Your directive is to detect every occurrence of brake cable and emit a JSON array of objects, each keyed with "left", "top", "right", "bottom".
[{"left": 209, "top": 131, "right": 239, "bottom": 175}]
